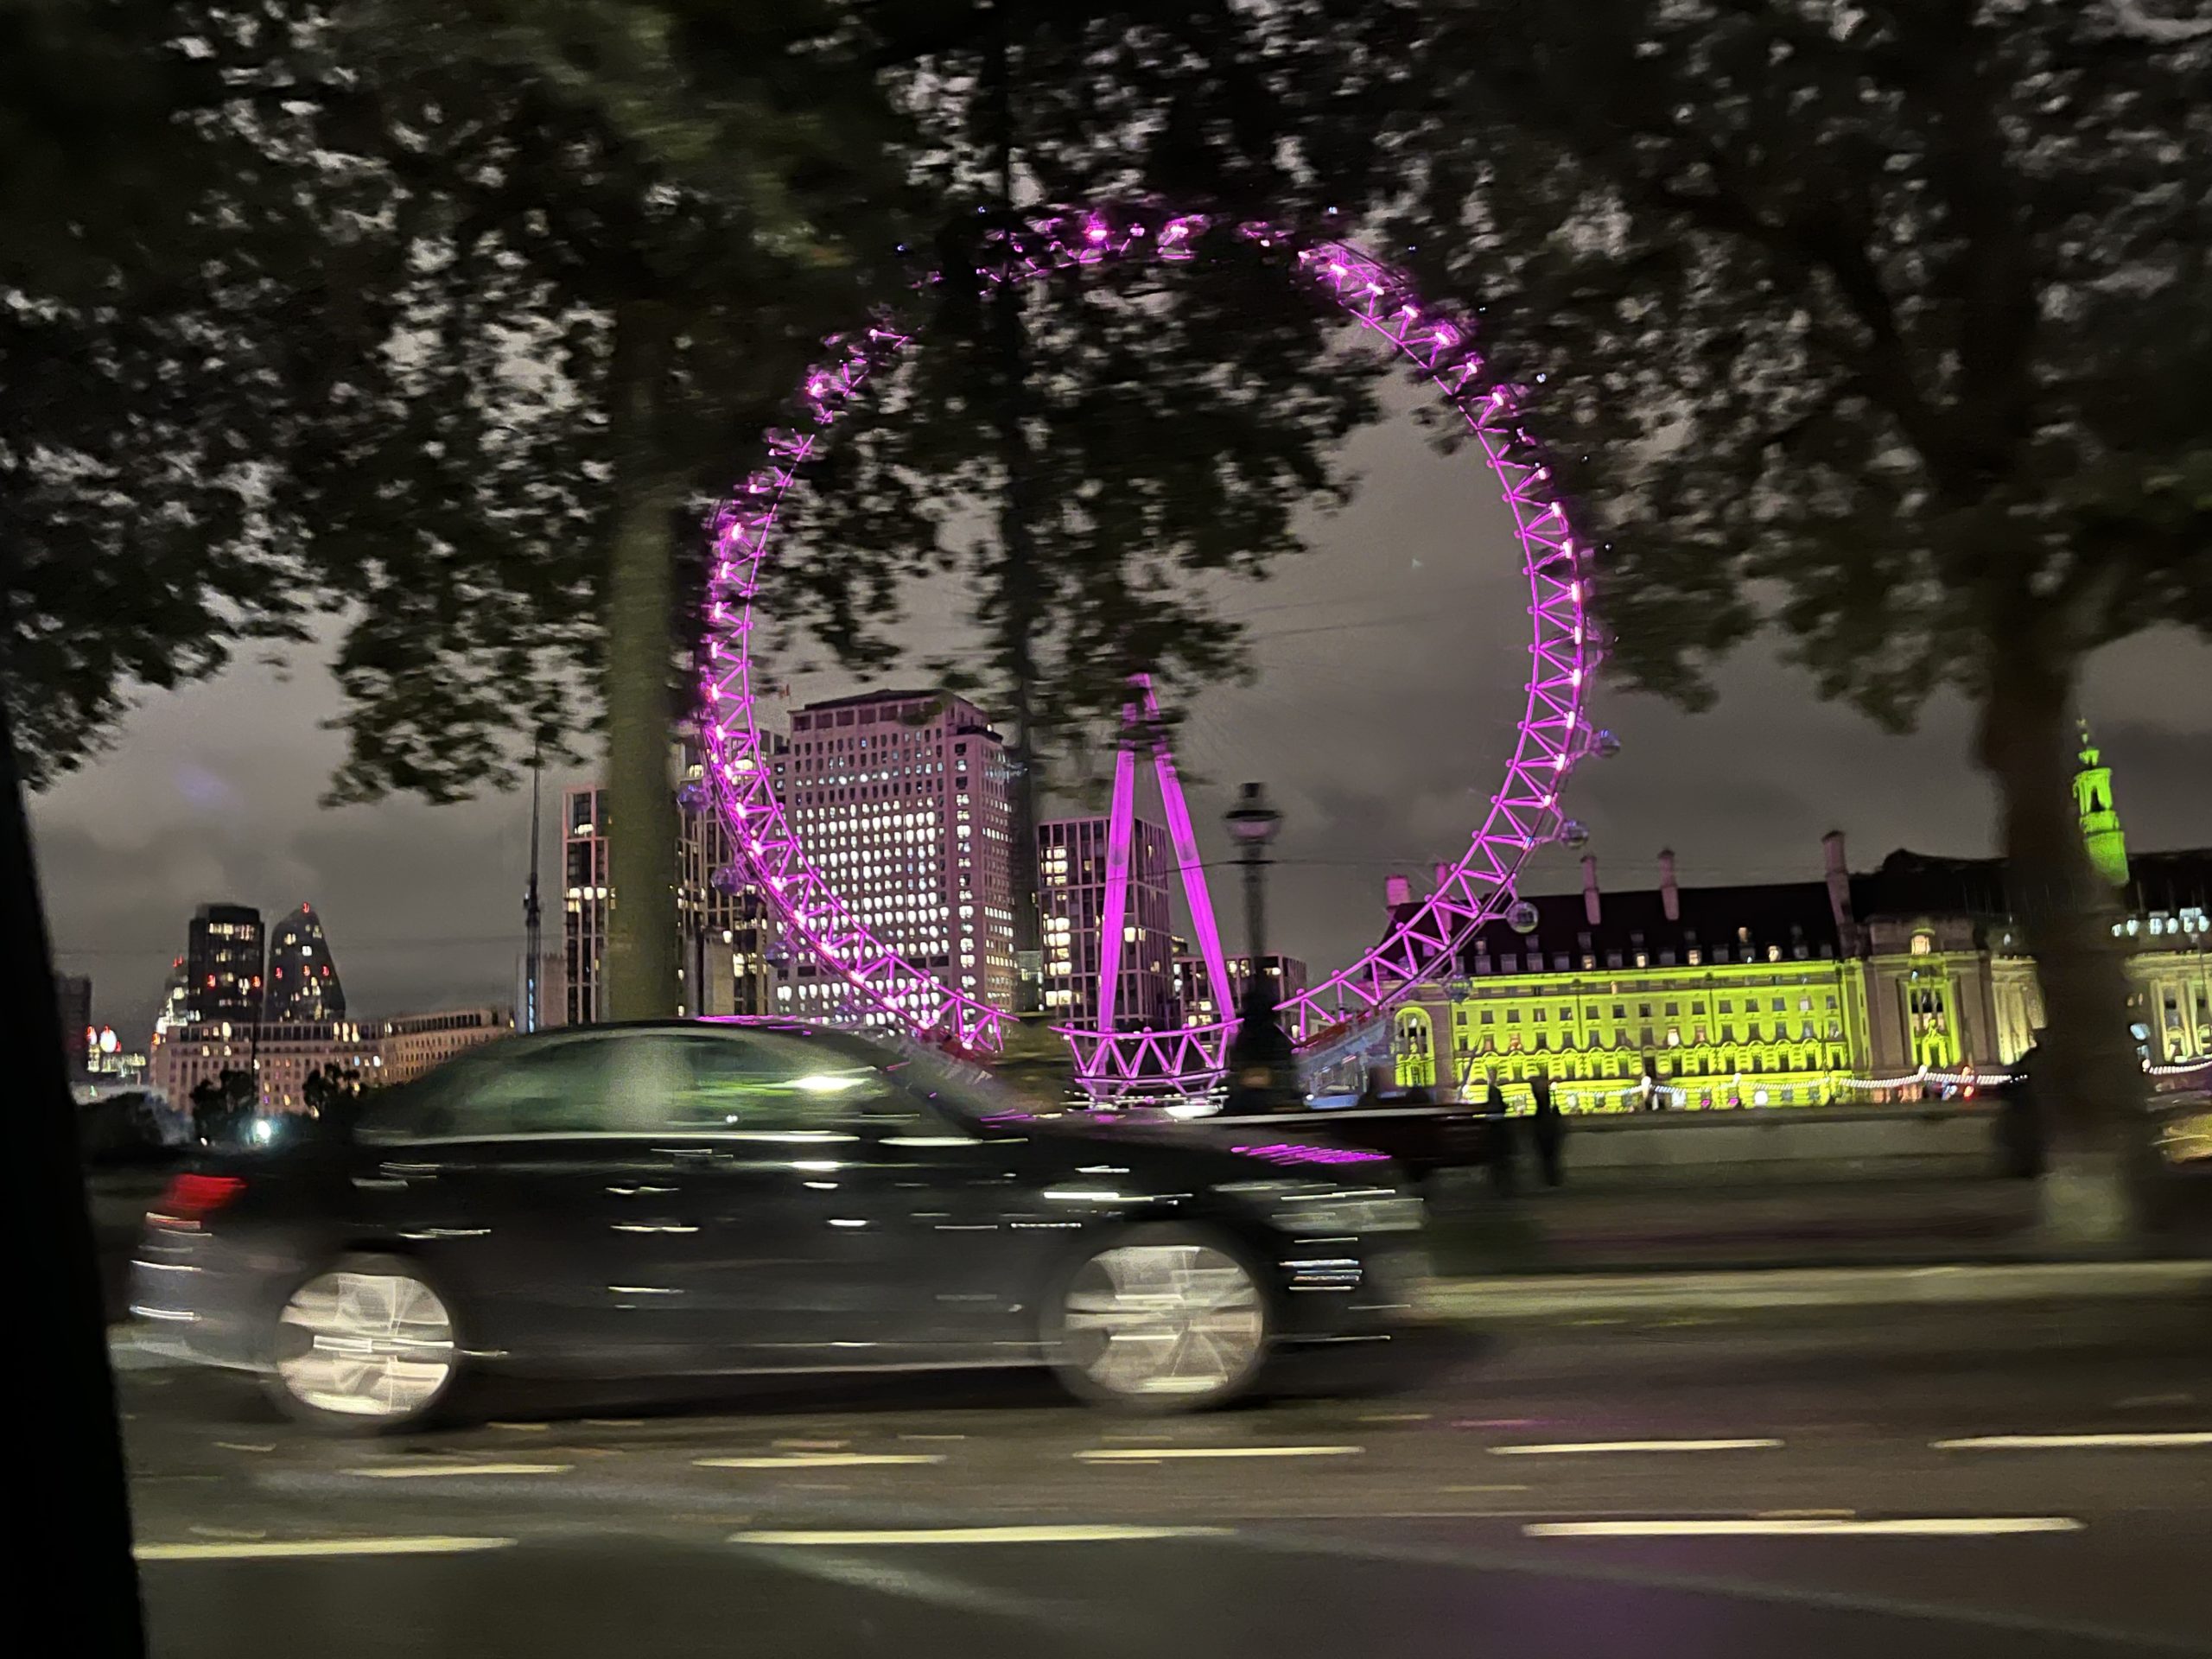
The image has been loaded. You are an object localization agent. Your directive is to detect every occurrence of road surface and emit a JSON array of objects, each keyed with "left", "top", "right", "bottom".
[{"left": 117, "top": 1298, "right": 2212, "bottom": 1656}]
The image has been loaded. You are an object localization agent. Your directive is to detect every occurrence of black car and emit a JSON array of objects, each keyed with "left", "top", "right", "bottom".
[{"left": 130, "top": 1020, "right": 1430, "bottom": 1427}]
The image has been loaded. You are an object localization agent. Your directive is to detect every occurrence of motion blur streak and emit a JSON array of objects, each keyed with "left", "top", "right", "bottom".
[
  {"left": 1523, "top": 1518, "right": 2086, "bottom": 1537},
  {"left": 135, "top": 1536, "right": 518, "bottom": 1560}
]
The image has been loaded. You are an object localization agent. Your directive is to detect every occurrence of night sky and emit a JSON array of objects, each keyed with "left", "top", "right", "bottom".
[{"left": 32, "top": 377, "right": 2212, "bottom": 1040}]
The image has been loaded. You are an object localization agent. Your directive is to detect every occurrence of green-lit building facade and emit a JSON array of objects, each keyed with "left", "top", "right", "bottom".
[{"left": 1385, "top": 744, "right": 2209, "bottom": 1110}]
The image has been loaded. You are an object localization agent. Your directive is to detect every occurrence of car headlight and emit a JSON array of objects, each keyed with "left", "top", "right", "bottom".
[{"left": 1217, "top": 1179, "right": 1427, "bottom": 1235}]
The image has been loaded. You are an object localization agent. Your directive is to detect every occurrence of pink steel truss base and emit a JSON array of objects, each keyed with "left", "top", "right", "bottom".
[{"left": 696, "top": 205, "right": 1599, "bottom": 1092}]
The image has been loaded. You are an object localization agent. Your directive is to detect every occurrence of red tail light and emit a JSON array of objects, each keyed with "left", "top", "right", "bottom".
[{"left": 154, "top": 1173, "right": 245, "bottom": 1223}]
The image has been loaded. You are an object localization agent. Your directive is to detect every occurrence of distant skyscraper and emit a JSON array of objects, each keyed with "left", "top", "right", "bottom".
[
  {"left": 183, "top": 904, "right": 264, "bottom": 1027},
  {"left": 264, "top": 903, "right": 346, "bottom": 1022},
  {"left": 560, "top": 784, "right": 611, "bottom": 1027},
  {"left": 1175, "top": 951, "right": 1308, "bottom": 1027},
  {"left": 153, "top": 957, "right": 190, "bottom": 1039},
  {"left": 773, "top": 690, "right": 1016, "bottom": 1019},
  {"left": 54, "top": 974, "right": 92, "bottom": 1080},
  {"left": 557, "top": 735, "right": 780, "bottom": 1026},
  {"left": 1039, "top": 815, "right": 1175, "bottom": 1029}
]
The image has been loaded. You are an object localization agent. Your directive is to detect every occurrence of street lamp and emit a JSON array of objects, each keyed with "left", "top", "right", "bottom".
[
  {"left": 1223, "top": 782, "right": 1298, "bottom": 1113},
  {"left": 1224, "top": 781, "right": 1282, "bottom": 968}
]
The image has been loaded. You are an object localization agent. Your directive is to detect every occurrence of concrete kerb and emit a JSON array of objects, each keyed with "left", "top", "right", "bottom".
[{"left": 1419, "top": 1258, "right": 2212, "bottom": 1322}]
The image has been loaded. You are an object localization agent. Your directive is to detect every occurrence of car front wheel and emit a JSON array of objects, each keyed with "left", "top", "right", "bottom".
[
  {"left": 1046, "top": 1225, "right": 1272, "bottom": 1411},
  {"left": 265, "top": 1255, "right": 460, "bottom": 1431}
]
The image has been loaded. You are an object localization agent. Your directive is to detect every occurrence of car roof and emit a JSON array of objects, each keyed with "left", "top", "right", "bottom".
[{"left": 491, "top": 1019, "right": 893, "bottom": 1060}]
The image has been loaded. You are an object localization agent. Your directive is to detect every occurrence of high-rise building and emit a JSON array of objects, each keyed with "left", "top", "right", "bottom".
[
  {"left": 1174, "top": 951, "right": 1308, "bottom": 1027},
  {"left": 54, "top": 974, "right": 92, "bottom": 1080},
  {"left": 772, "top": 690, "right": 1016, "bottom": 1019},
  {"left": 153, "top": 957, "right": 191, "bottom": 1039},
  {"left": 556, "top": 737, "right": 780, "bottom": 1026},
  {"left": 264, "top": 903, "right": 346, "bottom": 1022},
  {"left": 1039, "top": 815, "right": 1175, "bottom": 1028},
  {"left": 183, "top": 904, "right": 264, "bottom": 1027},
  {"left": 677, "top": 741, "right": 779, "bottom": 1019},
  {"left": 561, "top": 784, "right": 610, "bottom": 1027}
]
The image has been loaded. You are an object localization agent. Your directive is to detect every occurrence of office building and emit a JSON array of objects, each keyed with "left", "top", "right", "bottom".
[
  {"left": 1174, "top": 951, "right": 1309, "bottom": 1027},
  {"left": 182, "top": 903, "right": 264, "bottom": 1026},
  {"left": 150, "top": 1007, "right": 512, "bottom": 1114},
  {"left": 376, "top": 1008, "right": 515, "bottom": 1084},
  {"left": 557, "top": 737, "right": 780, "bottom": 1026},
  {"left": 773, "top": 690, "right": 1016, "bottom": 1019},
  {"left": 1039, "top": 814, "right": 1174, "bottom": 1027},
  {"left": 264, "top": 903, "right": 346, "bottom": 1022}
]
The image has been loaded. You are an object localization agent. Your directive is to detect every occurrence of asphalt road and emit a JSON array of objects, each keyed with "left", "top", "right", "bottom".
[{"left": 118, "top": 1299, "right": 2212, "bottom": 1657}]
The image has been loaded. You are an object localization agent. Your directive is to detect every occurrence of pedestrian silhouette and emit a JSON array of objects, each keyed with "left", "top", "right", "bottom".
[
  {"left": 1997, "top": 1036, "right": 2047, "bottom": 1179},
  {"left": 1480, "top": 1067, "right": 1516, "bottom": 1196},
  {"left": 1530, "top": 1067, "right": 1564, "bottom": 1188}
]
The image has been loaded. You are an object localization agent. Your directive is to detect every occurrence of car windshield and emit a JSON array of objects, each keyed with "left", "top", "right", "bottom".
[{"left": 872, "top": 1038, "right": 1043, "bottom": 1125}]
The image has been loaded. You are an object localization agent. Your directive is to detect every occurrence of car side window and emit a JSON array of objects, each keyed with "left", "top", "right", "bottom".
[
  {"left": 664, "top": 1034, "right": 917, "bottom": 1135},
  {"left": 358, "top": 1040, "right": 612, "bottom": 1141}
]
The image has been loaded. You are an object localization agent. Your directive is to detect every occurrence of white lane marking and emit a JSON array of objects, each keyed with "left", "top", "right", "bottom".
[
  {"left": 753, "top": 1548, "right": 1064, "bottom": 1624},
  {"left": 696, "top": 1452, "right": 946, "bottom": 1469},
  {"left": 1076, "top": 1445, "right": 1365, "bottom": 1463},
  {"left": 1491, "top": 1439, "right": 1783, "bottom": 1457},
  {"left": 137, "top": 1535, "right": 518, "bottom": 1561},
  {"left": 732, "top": 1525, "right": 1231, "bottom": 1546},
  {"left": 1526, "top": 1517, "right": 2084, "bottom": 1538},
  {"left": 340, "top": 1463, "right": 573, "bottom": 1479},
  {"left": 1934, "top": 1432, "right": 2212, "bottom": 1451}
]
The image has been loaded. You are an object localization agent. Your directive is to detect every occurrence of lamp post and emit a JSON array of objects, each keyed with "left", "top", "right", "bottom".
[{"left": 1223, "top": 782, "right": 1298, "bottom": 1112}]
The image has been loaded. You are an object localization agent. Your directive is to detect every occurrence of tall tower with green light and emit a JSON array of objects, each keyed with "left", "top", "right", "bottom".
[{"left": 2074, "top": 721, "right": 2130, "bottom": 888}]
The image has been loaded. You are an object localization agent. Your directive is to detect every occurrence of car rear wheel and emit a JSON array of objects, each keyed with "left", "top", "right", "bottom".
[
  {"left": 265, "top": 1255, "right": 459, "bottom": 1431},
  {"left": 1046, "top": 1225, "right": 1272, "bottom": 1411}
]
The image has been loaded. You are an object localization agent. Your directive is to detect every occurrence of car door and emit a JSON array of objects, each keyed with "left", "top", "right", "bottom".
[
  {"left": 347, "top": 1033, "right": 702, "bottom": 1372},
  {"left": 644, "top": 1030, "right": 1021, "bottom": 1368}
]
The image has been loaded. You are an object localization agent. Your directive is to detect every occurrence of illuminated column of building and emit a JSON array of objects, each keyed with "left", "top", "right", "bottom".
[
  {"left": 775, "top": 691, "right": 1015, "bottom": 1021},
  {"left": 2074, "top": 720, "right": 2131, "bottom": 888}
]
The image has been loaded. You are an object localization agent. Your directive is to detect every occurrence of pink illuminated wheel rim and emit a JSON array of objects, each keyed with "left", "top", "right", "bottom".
[{"left": 698, "top": 206, "right": 1599, "bottom": 1090}]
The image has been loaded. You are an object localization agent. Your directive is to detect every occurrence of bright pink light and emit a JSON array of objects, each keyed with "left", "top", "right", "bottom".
[
  {"left": 1230, "top": 1141, "right": 1390, "bottom": 1166},
  {"left": 1094, "top": 729, "right": 1139, "bottom": 1033}
]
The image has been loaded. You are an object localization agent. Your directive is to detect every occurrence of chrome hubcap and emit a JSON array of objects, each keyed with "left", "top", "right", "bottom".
[
  {"left": 1062, "top": 1243, "right": 1264, "bottom": 1397},
  {"left": 276, "top": 1270, "right": 454, "bottom": 1419}
]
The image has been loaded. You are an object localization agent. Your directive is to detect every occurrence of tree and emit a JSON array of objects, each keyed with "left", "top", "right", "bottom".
[
  {"left": 302, "top": 1063, "right": 366, "bottom": 1116},
  {"left": 763, "top": 2, "right": 1422, "bottom": 1032},
  {"left": 283, "top": 3, "right": 922, "bottom": 1020},
  {"left": 1, "top": 0, "right": 325, "bottom": 783},
  {"left": 6, "top": 4, "right": 923, "bottom": 1019},
  {"left": 1394, "top": 0, "right": 2211, "bottom": 1247},
  {"left": 188, "top": 1067, "right": 258, "bottom": 1147}
]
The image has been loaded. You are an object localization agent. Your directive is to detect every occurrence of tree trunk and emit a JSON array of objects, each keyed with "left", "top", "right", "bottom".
[
  {"left": 986, "top": 13, "right": 1046, "bottom": 1029},
  {"left": 602, "top": 304, "right": 683, "bottom": 1023},
  {"left": 1974, "top": 641, "right": 2145, "bottom": 1254}
]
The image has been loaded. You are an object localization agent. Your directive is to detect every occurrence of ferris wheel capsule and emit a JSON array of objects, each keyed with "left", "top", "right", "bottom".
[{"left": 1506, "top": 900, "right": 1541, "bottom": 934}]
